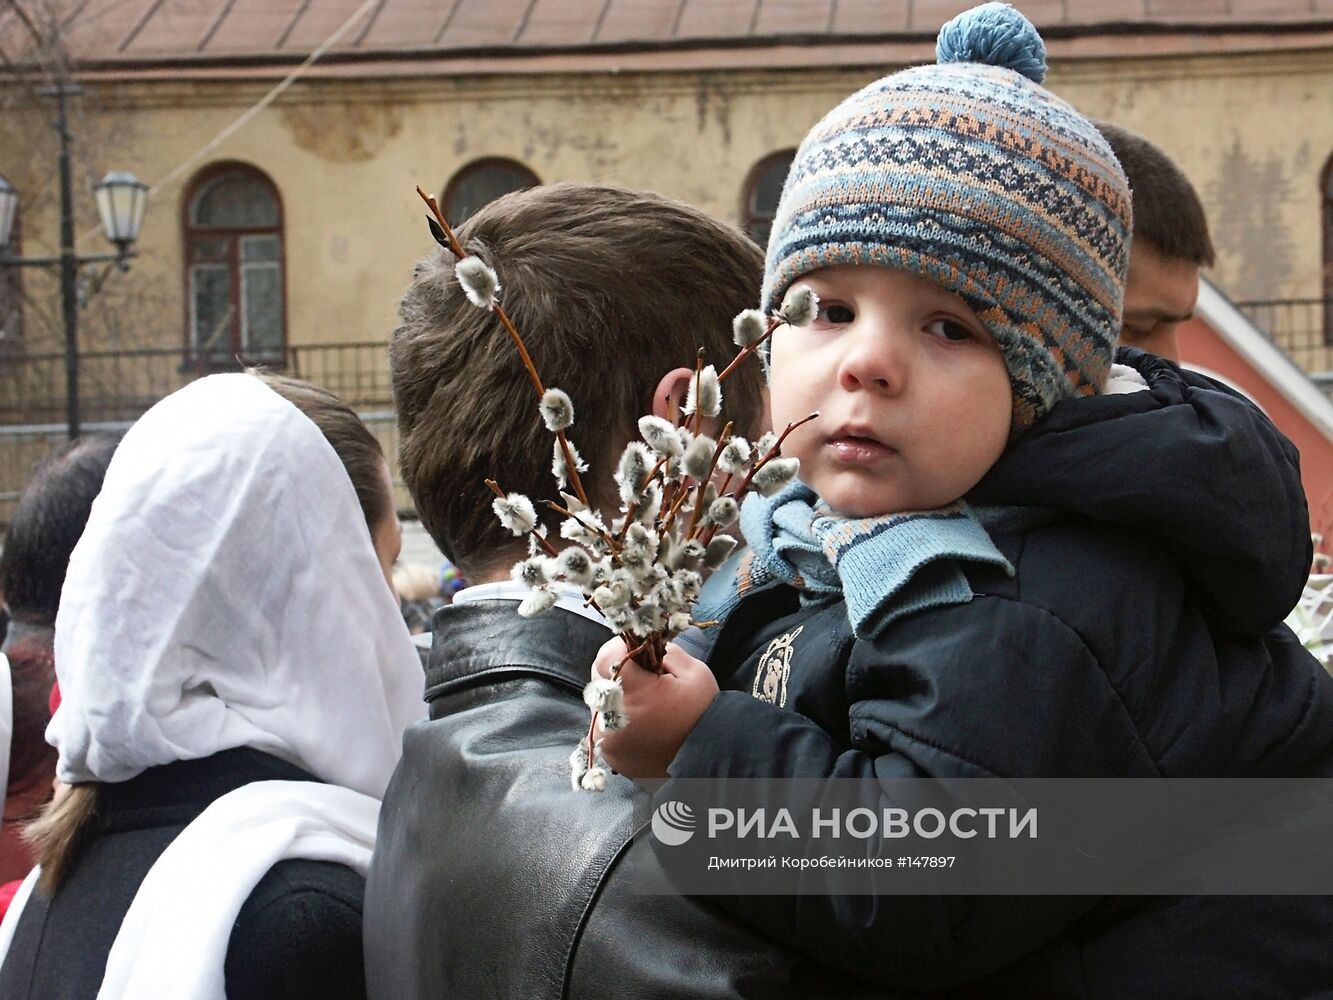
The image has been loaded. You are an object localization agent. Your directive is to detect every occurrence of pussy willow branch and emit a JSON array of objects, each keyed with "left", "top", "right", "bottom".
[
  {"left": 688, "top": 350, "right": 706, "bottom": 438},
  {"left": 729, "top": 412, "right": 818, "bottom": 501},
  {"left": 418, "top": 186, "right": 591, "bottom": 509},
  {"left": 585, "top": 637, "right": 658, "bottom": 770},
  {"left": 544, "top": 499, "right": 622, "bottom": 556},
  {"left": 485, "top": 478, "right": 560, "bottom": 557},
  {"left": 615, "top": 453, "right": 673, "bottom": 545},
  {"left": 584, "top": 715, "right": 597, "bottom": 771},
  {"left": 660, "top": 477, "right": 695, "bottom": 535},
  {"left": 684, "top": 420, "right": 733, "bottom": 539},
  {"left": 416, "top": 185, "right": 466, "bottom": 258},
  {"left": 696, "top": 412, "right": 820, "bottom": 548},
  {"left": 716, "top": 316, "right": 783, "bottom": 383}
]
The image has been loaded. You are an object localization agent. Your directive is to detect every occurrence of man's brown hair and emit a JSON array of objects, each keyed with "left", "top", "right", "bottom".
[
  {"left": 391, "top": 182, "right": 766, "bottom": 579},
  {"left": 1096, "top": 121, "right": 1216, "bottom": 268}
]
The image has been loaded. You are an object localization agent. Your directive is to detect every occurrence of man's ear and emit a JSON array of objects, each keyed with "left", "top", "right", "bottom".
[{"left": 651, "top": 367, "right": 698, "bottom": 424}]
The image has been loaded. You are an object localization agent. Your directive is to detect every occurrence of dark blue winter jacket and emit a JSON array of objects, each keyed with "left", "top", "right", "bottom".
[{"left": 662, "top": 350, "right": 1333, "bottom": 998}]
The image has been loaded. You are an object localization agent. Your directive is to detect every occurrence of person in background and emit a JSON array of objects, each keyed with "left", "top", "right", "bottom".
[
  {"left": 0, "top": 373, "right": 422, "bottom": 999},
  {"left": 437, "top": 558, "right": 466, "bottom": 601},
  {"left": 1095, "top": 120, "right": 1216, "bottom": 362},
  {"left": 391, "top": 563, "right": 446, "bottom": 635},
  {"left": 0, "top": 434, "right": 120, "bottom": 886}
]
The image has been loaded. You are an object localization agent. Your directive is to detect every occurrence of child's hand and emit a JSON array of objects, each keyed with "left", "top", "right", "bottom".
[{"left": 592, "top": 638, "right": 719, "bottom": 779}]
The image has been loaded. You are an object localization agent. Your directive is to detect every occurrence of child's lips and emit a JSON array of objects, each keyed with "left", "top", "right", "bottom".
[{"left": 827, "top": 435, "right": 897, "bottom": 464}]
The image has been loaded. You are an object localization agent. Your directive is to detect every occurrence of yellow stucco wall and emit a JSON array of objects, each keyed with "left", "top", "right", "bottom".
[
  {"left": 2, "top": 47, "right": 1330, "bottom": 359},
  {"left": 1, "top": 47, "right": 1331, "bottom": 523}
]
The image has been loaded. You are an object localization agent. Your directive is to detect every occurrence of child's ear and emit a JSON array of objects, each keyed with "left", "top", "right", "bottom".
[{"left": 651, "top": 367, "right": 697, "bottom": 424}]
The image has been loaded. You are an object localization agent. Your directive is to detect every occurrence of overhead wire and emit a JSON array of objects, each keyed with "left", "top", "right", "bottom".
[{"left": 76, "top": 0, "right": 380, "bottom": 241}]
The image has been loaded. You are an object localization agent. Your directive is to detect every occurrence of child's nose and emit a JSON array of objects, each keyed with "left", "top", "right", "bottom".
[{"left": 837, "top": 325, "right": 906, "bottom": 395}]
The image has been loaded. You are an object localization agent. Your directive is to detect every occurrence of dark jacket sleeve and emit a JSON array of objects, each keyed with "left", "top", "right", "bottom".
[
  {"left": 664, "top": 595, "right": 1159, "bottom": 990},
  {"left": 225, "top": 859, "right": 367, "bottom": 1000}
]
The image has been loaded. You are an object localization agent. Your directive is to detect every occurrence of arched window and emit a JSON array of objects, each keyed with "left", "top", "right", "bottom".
[
  {"left": 1323, "top": 153, "right": 1333, "bottom": 344},
  {"left": 741, "top": 149, "right": 796, "bottom": 247},
  {"left": 441, "top": 158, "right": 539, "bottom": 226},
  {"left": 183, "top": 163, "right": 286, "bottom": 366}
]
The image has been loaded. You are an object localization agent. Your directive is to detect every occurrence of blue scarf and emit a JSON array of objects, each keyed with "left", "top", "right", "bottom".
[{"left": 695, "top": 482, "right": 1014, "bottom": 639}]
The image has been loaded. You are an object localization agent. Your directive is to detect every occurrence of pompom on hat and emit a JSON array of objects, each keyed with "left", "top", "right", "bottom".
[{"left": 763, "top": 2, "right": 1131, "bottom": 432}]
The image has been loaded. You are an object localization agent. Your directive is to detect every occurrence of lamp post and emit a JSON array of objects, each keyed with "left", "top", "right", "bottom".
[{"left": 0, "top": 83, "right": 148, "bottom": 440}]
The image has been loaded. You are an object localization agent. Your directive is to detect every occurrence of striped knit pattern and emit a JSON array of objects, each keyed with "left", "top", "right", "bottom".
[
  {"left": 694, "top": 482, "right": 1014, "bottom": 640},
  {"left": 764, "top": 59, "right": 1132, "bottom": 431}
]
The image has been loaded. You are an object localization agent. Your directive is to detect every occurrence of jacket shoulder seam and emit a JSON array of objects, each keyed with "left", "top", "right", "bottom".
[
  {"left": 561, "top": 822, "right": 647, "bottom": 999},
  {"left": 240, "top": 883, "right": 363, "bottom": 923}
]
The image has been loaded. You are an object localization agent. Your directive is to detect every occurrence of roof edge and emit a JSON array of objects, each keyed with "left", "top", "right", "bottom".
[{"left": 3, "top": 18, "right": 1332, "bottom": 76}]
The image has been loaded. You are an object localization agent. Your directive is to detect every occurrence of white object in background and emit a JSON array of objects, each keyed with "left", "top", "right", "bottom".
[
  {"left": 0, "top": 865, "right": 39, "bottom": 967},
  {"left": 1286, "top": 575, "right": 1333, "bottom": 673}
]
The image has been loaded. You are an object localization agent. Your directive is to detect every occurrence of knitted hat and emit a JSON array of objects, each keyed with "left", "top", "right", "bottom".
[{"left": 763, "top": 2, "right": 1131, "bottom": 431}]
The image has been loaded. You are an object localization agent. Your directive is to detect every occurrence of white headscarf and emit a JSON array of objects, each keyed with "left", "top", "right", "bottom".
[{"left": 48, "top": 374, "right": 425, "bottom": 799}]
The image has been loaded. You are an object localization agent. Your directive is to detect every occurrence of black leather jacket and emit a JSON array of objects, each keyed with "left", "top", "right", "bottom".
[{"left": 363, "top": 599, "right": 896, "bottom": 1000}]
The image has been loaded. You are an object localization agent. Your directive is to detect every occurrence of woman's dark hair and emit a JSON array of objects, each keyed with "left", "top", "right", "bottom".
[{"left": 253, "top": 372, "right": 392, "bottom": 537}]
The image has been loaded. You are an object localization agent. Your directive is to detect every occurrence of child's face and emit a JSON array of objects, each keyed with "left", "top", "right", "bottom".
[{"left": 770, "top": 266, "right": 1012, "bottom": 518}]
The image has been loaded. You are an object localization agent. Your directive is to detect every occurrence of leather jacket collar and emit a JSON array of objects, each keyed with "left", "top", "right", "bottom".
[{"left": 425, "top": 600, "right": 611, "bottom": 704}]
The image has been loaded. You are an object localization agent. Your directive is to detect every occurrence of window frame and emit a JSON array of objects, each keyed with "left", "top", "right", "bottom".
[
  {"left": 0, "top": 209, "right": 23, "bottom": 356},
  {"left": 181, "top": 162, "right": 288, "bottom": 370},
  {"left": 440, "top": 157, "right": 540, "bottom": 226},
  {"left": 740, "top": 149, "right": 796, "bottom": 248}
]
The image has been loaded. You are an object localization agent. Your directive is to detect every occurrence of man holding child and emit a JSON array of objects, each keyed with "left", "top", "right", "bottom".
[{"left": 369, "top": 4, "right": 1333, "bottom": 997}]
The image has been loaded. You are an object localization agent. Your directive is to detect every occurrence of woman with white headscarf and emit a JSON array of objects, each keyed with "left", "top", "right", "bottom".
[{"left": 0, "top": 373, "right": 425, "bottom": 999}]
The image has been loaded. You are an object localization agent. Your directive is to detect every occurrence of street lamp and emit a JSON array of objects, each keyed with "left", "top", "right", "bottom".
[
  {"left": 92, "top": 171, "right": 148, "bottom": 267},
  {"left": 0, "top": 84, "right": 148, "bottom": 439},
  {"left": 0, "top": 170, "right": 146, "bottom": 260}
]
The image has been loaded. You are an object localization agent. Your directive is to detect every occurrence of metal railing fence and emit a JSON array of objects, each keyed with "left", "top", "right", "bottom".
[
  {"left": 1234, "top": 298, "right": 1333, "bottom": 383},
  {"left": 0, "top": 342, "right": 399, "bottom": 526}
]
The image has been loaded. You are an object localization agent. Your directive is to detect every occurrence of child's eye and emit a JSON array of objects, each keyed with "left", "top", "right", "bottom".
[
  {"left": 926, "top": 318, "right": 975, "bottom": 342},
  {"left": 817, "top": 302, "right": 855, "bottom": 325}
]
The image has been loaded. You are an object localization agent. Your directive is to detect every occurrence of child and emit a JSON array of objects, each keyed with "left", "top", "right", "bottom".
[{"left": 597, "top": 4, "right": 1333, "bottom": 996}]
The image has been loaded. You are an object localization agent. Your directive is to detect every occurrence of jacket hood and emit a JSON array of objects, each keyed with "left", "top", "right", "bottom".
[{"left": 968, "top": 348, "right": 1310, "bottom": 638}]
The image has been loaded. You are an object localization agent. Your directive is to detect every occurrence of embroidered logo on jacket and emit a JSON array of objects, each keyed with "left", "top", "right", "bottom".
[{"left": 752, "top": 626, "right": 804, "bottom": 707}]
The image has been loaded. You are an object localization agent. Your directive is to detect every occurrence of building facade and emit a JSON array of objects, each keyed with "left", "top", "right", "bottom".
[{"left": 2, "top": 0, "right": 1332, "bottom": 518}]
